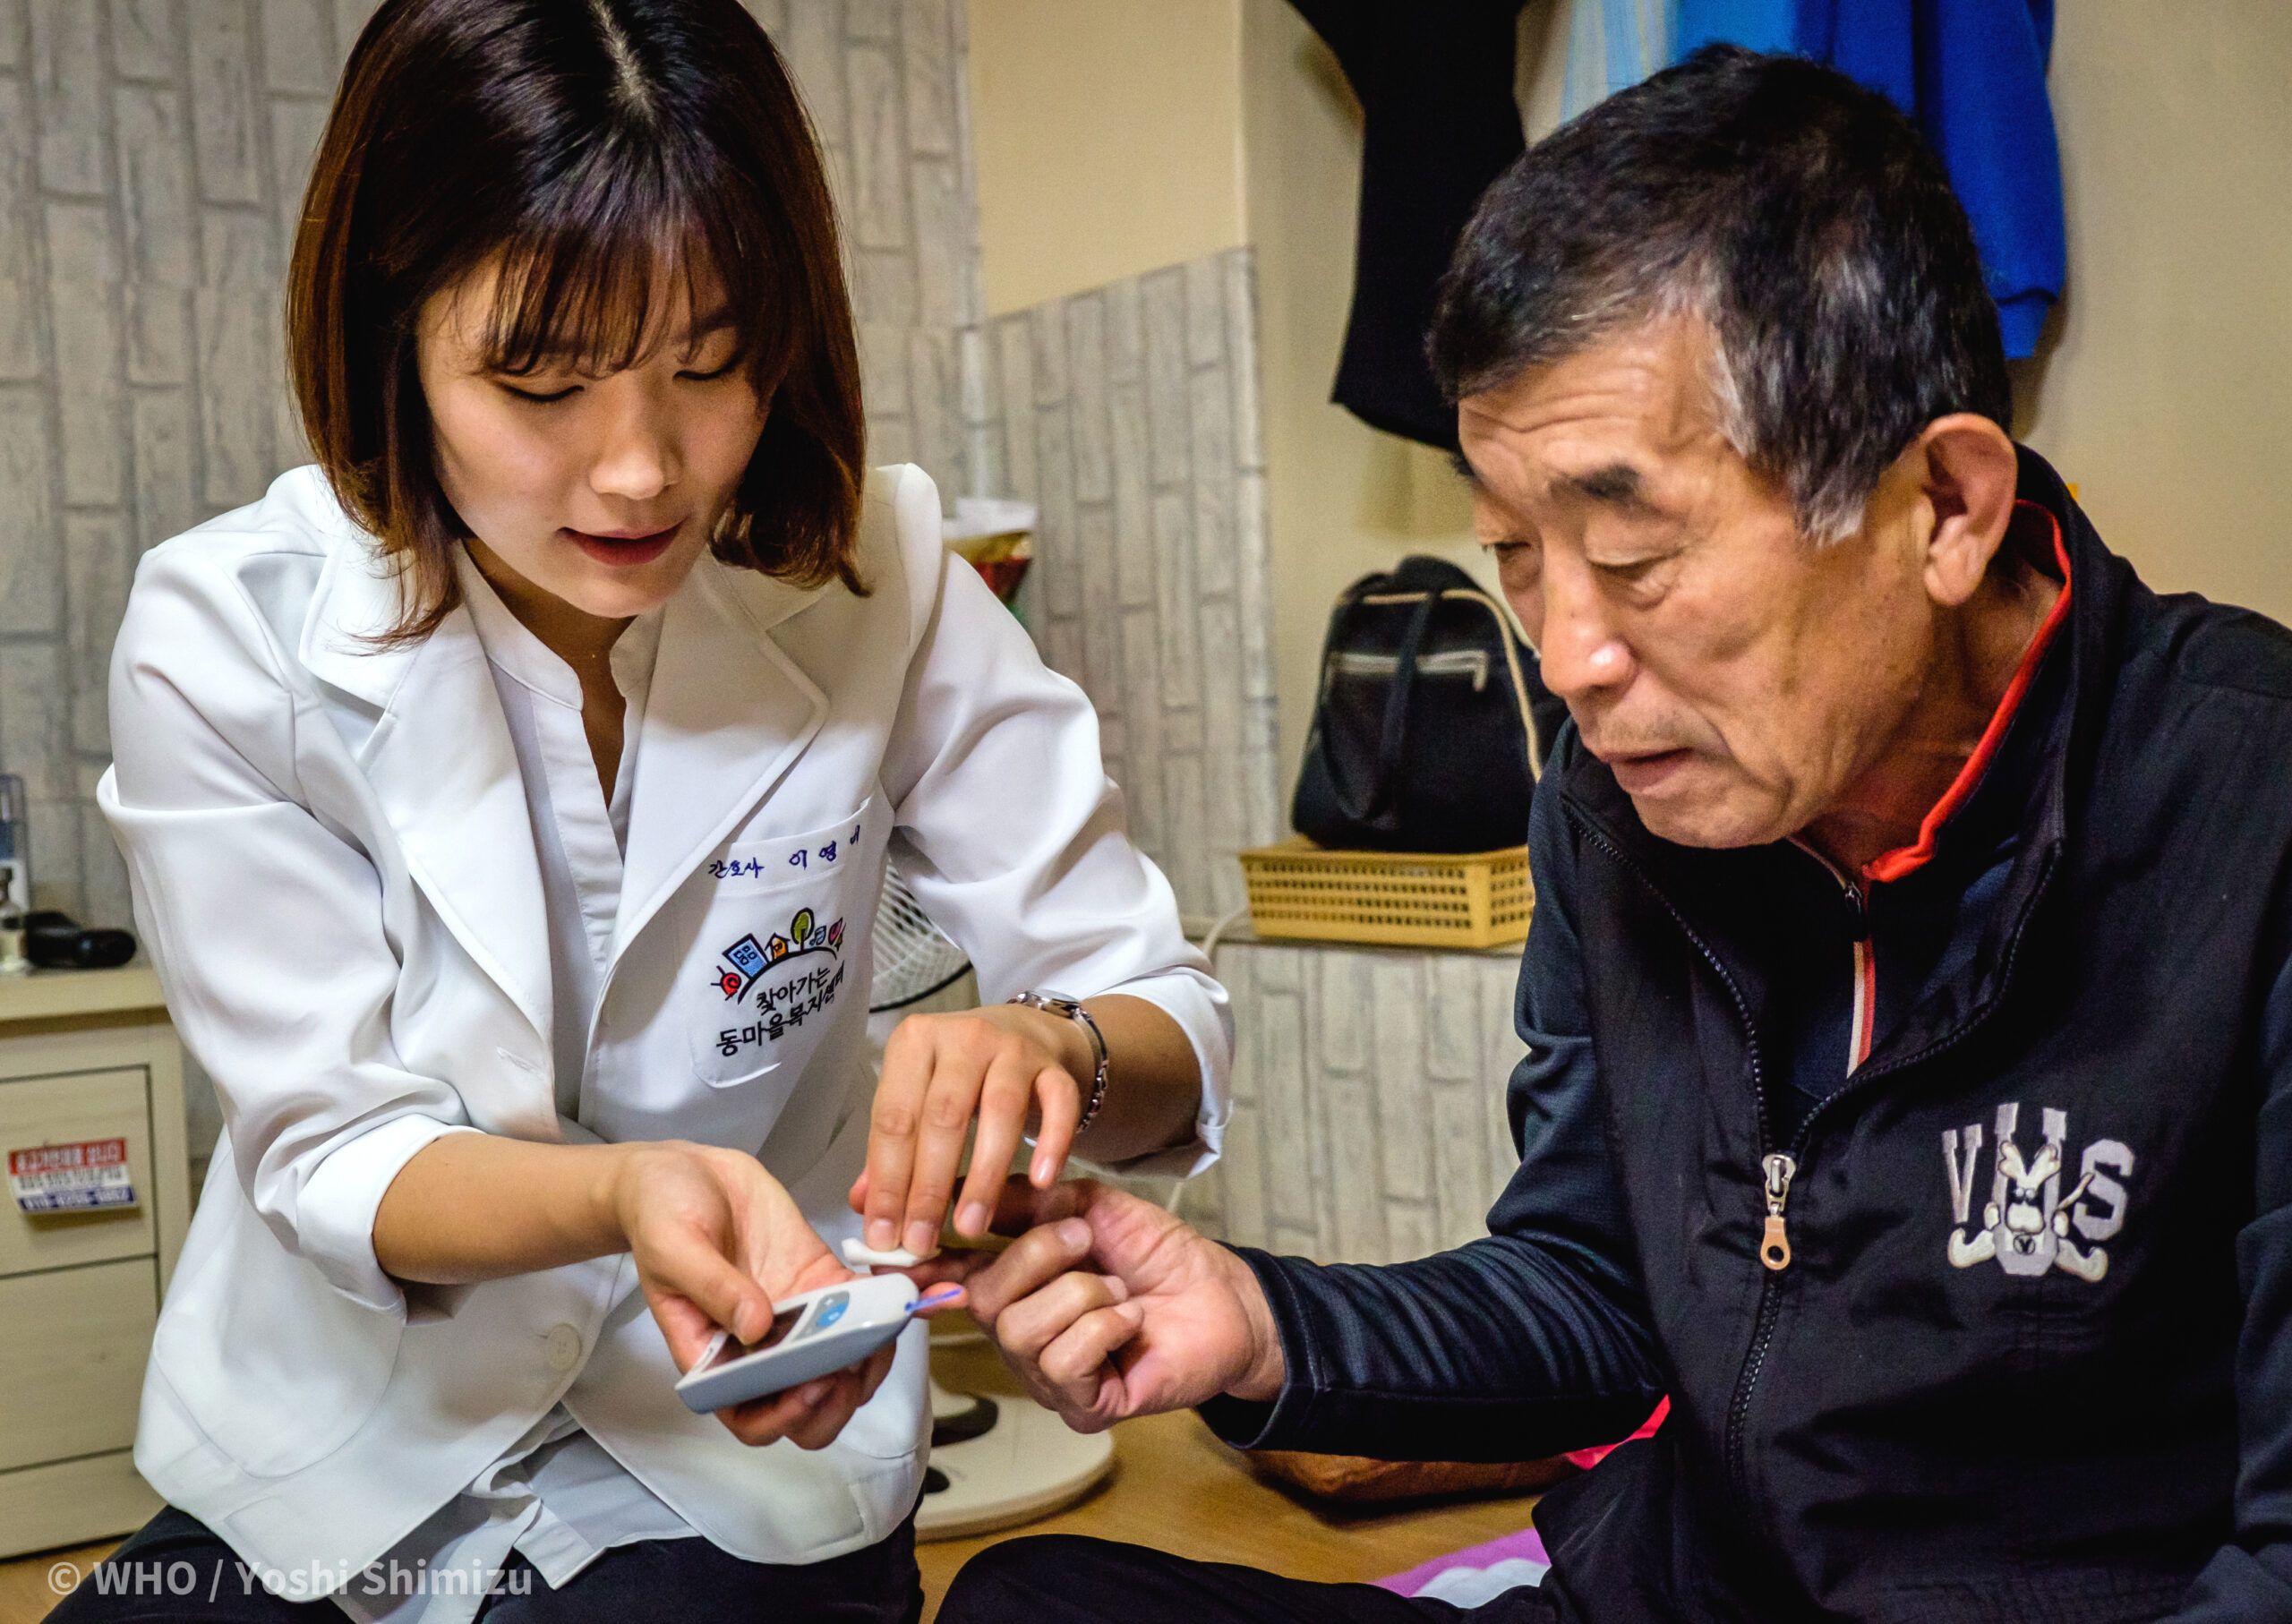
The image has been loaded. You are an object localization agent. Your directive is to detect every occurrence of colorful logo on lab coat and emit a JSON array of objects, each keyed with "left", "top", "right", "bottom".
[
  {"left": 713, "top": 908, "right": 845, "bottom": 1001},
  {"left": 710, "top": 908, "right": 851, "bottom": 1063}
]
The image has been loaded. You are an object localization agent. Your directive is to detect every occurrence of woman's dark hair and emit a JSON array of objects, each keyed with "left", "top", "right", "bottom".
[
  {"left": 1431, "top": 46, "right": 2013, "bottom": 543},
  {"left": 288, "top": 0, "right": 866, "bottom": 640}
]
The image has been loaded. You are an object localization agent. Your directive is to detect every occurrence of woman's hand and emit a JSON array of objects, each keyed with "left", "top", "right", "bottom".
[
  {"left": 615, "top": 1141, "right": 922, "bottom": 1449},
  {"left": 850, "top": 1004, "right": 1091, "bottom": 1259},
  {"left": 374, "top": 1133, "right": 965, "bottom": 1452}
]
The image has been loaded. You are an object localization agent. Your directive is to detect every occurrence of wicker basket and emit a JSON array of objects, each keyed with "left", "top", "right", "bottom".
[{"left": 1236, "top": 837, "right": 1535, "bottom": 950}]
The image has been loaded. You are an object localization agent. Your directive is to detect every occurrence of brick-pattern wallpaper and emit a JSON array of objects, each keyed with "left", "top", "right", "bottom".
[
  {"left": 971, "top": 247, "right": 1283, "bottom": 923},
  {"left": 0, "top": 0, "right": 989, "bottom": 927},
  {"left": 5, "top": 3, "right": 1520, "bottom": 1273},
  {"left": 1183, "top": 941, "right": 1527, "bottom": 1265}
]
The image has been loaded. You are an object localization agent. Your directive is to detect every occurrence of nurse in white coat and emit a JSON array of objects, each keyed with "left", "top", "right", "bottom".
[{"left": 71, "top": 3, "right": 1228, "bottom": 1620}]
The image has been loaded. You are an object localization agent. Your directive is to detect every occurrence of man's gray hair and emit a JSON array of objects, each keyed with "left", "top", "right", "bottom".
[{"left": 1430, "top": 47, "right": 2014, "bottom": 543}]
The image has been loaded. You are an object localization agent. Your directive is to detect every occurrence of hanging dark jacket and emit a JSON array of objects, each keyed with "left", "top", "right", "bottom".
[
  {"left": 1204, "top": 447, "right": 2292, "bottom": 1622},
  {"left": 1286, "top": 0, "right": 1528, "bottom": 449}
]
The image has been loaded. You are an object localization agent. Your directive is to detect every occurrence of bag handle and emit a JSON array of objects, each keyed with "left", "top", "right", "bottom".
[{"left": 1318, "top": 587, "right": 1442, "bottom": 827}]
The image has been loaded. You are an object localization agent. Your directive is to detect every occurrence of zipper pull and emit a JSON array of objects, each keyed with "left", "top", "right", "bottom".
[
  {"left": 1759, "top": 1152, "right": 1797, "bottom": 1271},
  {"left": 1841, "top": 881, "right": 1869, "bottom": 942}
]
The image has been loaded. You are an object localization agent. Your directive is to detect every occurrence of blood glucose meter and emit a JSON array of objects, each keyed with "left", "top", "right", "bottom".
[{"left": 675, "top": 1273, "right": 962, "bottom": 1414}]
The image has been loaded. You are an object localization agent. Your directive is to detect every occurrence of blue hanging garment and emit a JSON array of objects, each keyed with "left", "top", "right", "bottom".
[
  {"left": 1675, "top": 0, "right": 1793, "bottom": 58},
  {"left": 1573, "top": 0, "right": 2064, "bottom": 357},
  {"left": 1561, "top": 0, "right": 1675, "bottom": 121},
  {"left": 1793, "top": 0, "right": 2063, "bottom": 356}
]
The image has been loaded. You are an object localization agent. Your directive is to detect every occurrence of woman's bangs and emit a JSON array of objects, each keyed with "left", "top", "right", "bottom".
[{"left": 476, "top": 159, "right": 784, "bottom": 380}]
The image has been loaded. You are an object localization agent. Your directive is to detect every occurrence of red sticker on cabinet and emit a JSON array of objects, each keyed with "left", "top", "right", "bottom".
[{"left": 9, "top": 1138, "right": 137, "bottom": 1213}]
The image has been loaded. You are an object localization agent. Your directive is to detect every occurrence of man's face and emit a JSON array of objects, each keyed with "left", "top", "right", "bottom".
[{"left": 1460, "top": 317, "right": 1934, "bottom": 850}]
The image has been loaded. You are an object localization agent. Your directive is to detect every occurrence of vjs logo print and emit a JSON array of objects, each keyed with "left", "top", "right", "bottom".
[
  {"left": 714, "top": 908, "right": 846, "bottom": 1002},
  {"left": 1941, "top": 1103, "right": 2134, "bottom": 1282}
]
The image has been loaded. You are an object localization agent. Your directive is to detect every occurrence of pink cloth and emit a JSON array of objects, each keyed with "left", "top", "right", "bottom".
[{"left": 1376, "top": 1527, "right": 1552, "bottom": 1596}]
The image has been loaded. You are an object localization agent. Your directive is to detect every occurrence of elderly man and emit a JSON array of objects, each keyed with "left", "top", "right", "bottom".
[{"left": 930, "top": 46, "right": 2292, "bottom": 1624}]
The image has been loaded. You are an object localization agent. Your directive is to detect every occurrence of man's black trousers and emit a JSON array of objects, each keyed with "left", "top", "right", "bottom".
[{"left": 937, "top": 1534, "right": 1557, "bottom": 1624}]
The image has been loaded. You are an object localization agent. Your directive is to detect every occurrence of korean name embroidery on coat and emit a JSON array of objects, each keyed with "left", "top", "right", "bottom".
[{"left": 1942, "top": 1103, "right": 2134, "bottom": 1281}]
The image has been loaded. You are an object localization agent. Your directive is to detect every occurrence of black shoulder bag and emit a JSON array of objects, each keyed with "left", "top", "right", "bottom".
[{"left": 1290, "top": 555, "right": 1561, "bottom": 853}]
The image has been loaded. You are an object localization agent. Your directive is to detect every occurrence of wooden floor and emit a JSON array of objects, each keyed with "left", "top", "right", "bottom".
[
  {"left": 1, "top": 1340, "right": 1542, "bottom": 1622},
  {"left": 912, "top": 1338, "right": 1542, "bottom": 1616}
]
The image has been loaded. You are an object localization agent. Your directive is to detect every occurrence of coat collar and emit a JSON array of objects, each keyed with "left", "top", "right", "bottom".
[
  {"left": 296, "top": 535, "right": 833, "bottom": 1053},
  {"left": 613, "top": 560, "right": 830, "bottom": 961},
  {"left": 300, "top": 542, "right": 557, "bottom": 1050}
]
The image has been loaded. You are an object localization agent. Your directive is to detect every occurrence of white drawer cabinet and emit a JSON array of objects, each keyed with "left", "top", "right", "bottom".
[{"left": 0, "top": 968, "right": 190, "bottom": 1558}]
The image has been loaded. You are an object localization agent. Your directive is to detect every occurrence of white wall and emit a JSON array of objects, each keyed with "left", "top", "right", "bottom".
[
  {"left": 964, "top": 0, "right": 1246, "bottom": 318},
  {"left": 2016, "top": 1, "right": 2292, "bottom": 625}
]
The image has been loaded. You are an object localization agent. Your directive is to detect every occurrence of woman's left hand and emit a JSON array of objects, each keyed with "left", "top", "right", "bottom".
[{"left": 849, "top": 1004, "right": 1091, "bottom": 1257}]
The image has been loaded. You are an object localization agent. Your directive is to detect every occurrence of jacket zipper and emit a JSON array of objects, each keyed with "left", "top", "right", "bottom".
[
  {"left": 1578, "top": 814, "right": 2056, "bottom": 1509},
  {"left": 1758, "top": 1152, "right": 1796, "bottom": 1269},
  {"left": 1571, "top": 823, "right": 1780, "bottom": 1494},
  {"left": 1733, "top": 849, "right": 2060, "bottom": 1501}
]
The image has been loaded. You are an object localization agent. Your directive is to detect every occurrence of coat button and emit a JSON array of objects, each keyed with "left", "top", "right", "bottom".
[{"left": 545, "top": 1324, "right": 582, "bottom": 1372}]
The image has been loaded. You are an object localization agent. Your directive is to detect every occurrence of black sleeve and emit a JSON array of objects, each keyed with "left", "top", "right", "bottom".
[
  {"left": 1201, "top": 755, "right": 1667, "bottom": 1461},
  {"left": 2159, "top": 937, "right": 2292, "bottom": 1620}
]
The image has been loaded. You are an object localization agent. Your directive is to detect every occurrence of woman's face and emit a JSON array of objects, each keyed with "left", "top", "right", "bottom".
[{"left": 415, "top": 257, "right": 769, "bottom": 622}]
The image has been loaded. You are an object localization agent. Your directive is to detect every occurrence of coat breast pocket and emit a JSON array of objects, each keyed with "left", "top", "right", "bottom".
[{"left": 686, "top": 803, "right": 874, "bottom": 1089}]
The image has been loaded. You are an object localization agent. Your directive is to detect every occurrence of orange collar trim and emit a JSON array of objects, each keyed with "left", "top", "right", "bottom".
[{"left": 1860, "top": 500, "right": 2073, "bottom": 888}]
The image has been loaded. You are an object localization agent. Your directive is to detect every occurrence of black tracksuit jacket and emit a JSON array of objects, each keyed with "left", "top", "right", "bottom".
[{"left": 1204, "top": 449, "right": 2292, "bottom": 1622}]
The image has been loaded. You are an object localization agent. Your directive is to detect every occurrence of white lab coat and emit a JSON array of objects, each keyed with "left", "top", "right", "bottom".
[{"left": 98, "top": 463, "right": 1229, "bottom": 1581}]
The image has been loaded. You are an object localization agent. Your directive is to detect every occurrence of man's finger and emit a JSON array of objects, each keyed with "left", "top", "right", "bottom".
[
  {"left": 646, "top": 1291, "right": 724, "bottom": 1372},
  {"left": 717, "top": 1381, "right": 822, "bottom": 1446},
  {"left": 649, "top": 1228, "right": 775, "bottom": 1346},
  {"left": 988, "top": 1171, "right": 1090, "bottom": 1236},
  {"left": 963, "top": 1217, "right": 1096, "bottom": 1323},
  {"left": 992, "top": 1266, "right": 1128, "bottom": 1363},
  {"left": 904, "top": 1043, "right": 998, "bottom": 1255},
  {"left": 1037, "top": 1300, "right": 1146, "bottom": 1389},
  {"left": 892, "top": 1245, "right": 1000, "bottom": 1290},
  {"left": 786, "top": 1369, "right": 870, "bottom": 1450}
]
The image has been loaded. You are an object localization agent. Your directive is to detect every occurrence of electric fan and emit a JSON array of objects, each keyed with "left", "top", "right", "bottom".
[{"left": 868, "top": 863, "right": 974, "bottom": 1013}]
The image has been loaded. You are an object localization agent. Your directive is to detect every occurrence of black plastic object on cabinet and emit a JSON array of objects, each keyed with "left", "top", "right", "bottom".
[
  {"left": 23, "top": 910, "right": 138, "bottom": 970},
  {"left": 1292, "top": 555, "right": 1559, "bottom": 854},
  {"left": 1285, "top": 0, "right": 1530, "bottom": 450}
]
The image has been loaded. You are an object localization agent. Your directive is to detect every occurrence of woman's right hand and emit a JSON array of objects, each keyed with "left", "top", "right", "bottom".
[
  {"left": 611, "top": 1141, "right": 903, "bottom": 1449},
  {"left": 379, "top": 1133, "right": 954, "bottom": 1449}
]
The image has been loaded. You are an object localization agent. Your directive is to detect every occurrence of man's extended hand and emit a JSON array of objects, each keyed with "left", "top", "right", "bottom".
[{"left": 925, "top": 1178, "right": 1287, "bottom": 1433}]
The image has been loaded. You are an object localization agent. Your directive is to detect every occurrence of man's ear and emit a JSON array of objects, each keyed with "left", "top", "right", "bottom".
[{"left": 1911, "top": 415, "right": 2020, "bottom": 608}]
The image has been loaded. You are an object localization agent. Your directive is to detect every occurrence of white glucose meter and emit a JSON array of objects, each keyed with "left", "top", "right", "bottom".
[{"left": 675, "top": 1273, "right": 960, "bottom": 1415}]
